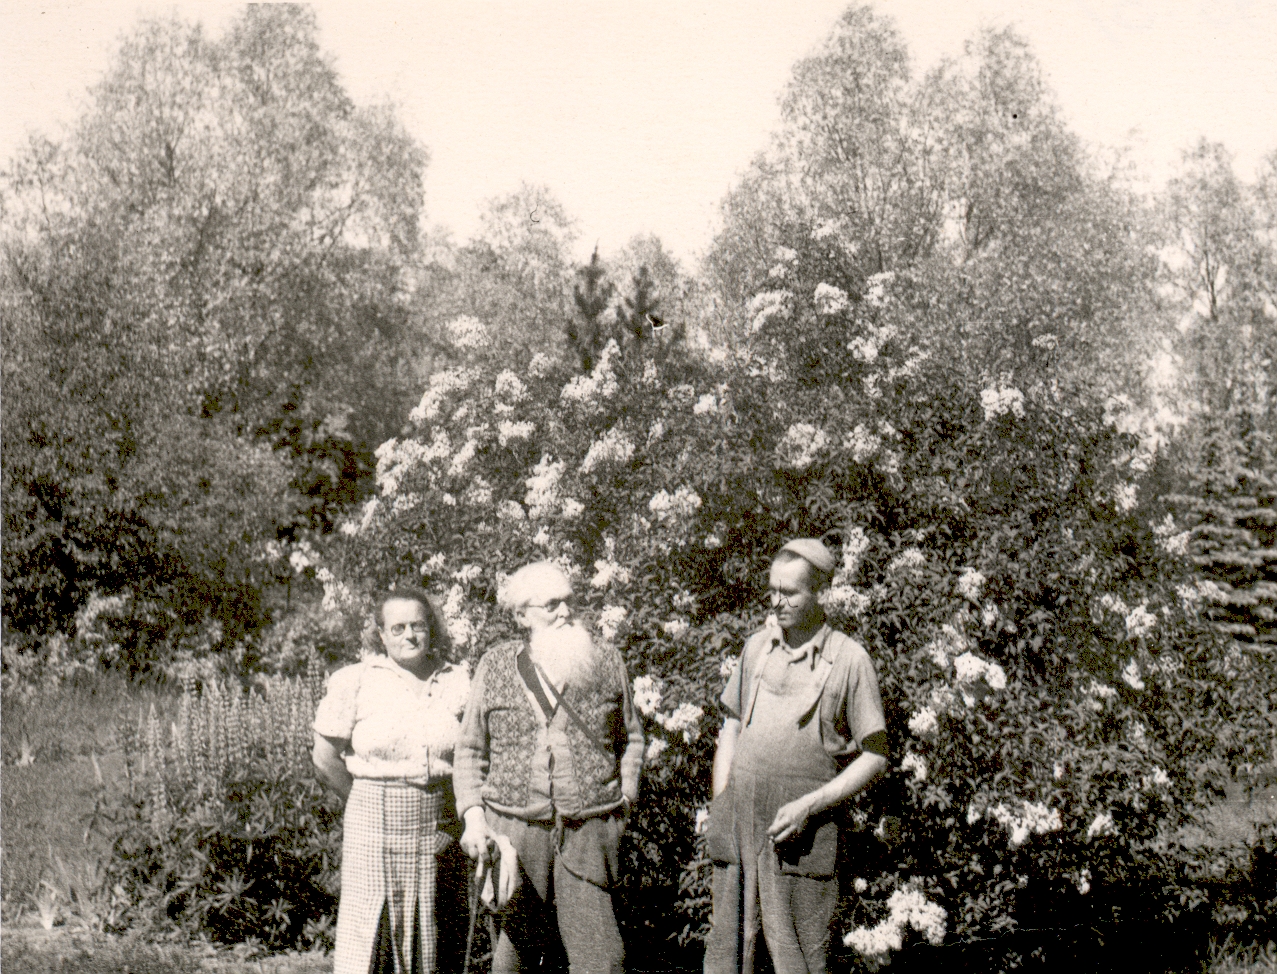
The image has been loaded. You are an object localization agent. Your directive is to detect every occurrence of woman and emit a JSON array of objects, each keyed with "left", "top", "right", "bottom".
[{"left": 313, "top": 588, "right": 471, "bottom": 974}]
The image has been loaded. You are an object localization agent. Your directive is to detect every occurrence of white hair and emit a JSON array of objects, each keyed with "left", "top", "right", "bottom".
[{"left": 499, "top": 561, "right": 571, "bottom": 611}]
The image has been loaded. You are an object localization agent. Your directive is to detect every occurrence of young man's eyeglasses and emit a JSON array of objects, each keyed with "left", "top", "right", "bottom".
[
  {"left": 769, "top": 590, "right": 805, "bottom": 607},
  {"left": 388, "top": 621, "right": 429, "bottom": 636}
]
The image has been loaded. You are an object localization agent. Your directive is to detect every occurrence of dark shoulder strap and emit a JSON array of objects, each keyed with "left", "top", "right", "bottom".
[
  {"left": 530, "top": 657, "right": 615, "bottom": 755},
  {"left": 515, "top": 649, "right": 558, "bottom": 722}
]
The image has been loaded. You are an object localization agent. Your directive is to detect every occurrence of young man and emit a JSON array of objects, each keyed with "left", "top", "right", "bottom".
[
  {"left": 704, "top": 538, "right": 889, "bottom": 974},
  {"left": 455, "top": 561, "right": 645, "bottom": 974}
]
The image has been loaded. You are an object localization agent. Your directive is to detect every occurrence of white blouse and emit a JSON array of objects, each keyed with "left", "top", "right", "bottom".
[{"left": 313, "top": 655, "right": 471, "bottom": 785}]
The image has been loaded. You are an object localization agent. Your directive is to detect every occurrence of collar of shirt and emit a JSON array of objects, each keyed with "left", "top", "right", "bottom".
[
  {"left": 366, "top": 652, "right": 449, "bottom": 688},
  {"left": 767, "top": 623, "right": 832, "bottom": 671}
]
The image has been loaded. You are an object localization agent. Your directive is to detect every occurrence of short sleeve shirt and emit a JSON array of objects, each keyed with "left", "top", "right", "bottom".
[
  {"left": 720, "top": 624, "right": 886, "bottom": 763},
  {"left": 313, "top": 655, "right": 471, "bottom": 784}
]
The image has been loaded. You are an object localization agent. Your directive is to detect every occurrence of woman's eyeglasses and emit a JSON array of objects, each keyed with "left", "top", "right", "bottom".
[{"left": 388, "top": 621, "right": 429, "bottom": 636}]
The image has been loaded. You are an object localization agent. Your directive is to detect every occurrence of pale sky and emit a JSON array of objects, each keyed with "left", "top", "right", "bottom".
[{"left": 2, "top": 1, "right": 1275, "bottom": 265}]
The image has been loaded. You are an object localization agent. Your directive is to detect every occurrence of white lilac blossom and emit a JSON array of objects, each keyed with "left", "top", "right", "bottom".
[
  {"left": 409, "top": 368, "right": 476, "bottom": 424},
  {"left": 591, "top": 559, "right": 631, "bottom": 590},
  {"left": 494, "top": 369, "right": 527, "bottom": 401},
  {"left": 984, "top": 662, "right": 1007, "bottom": 691},
  {"left": 316, "top": 567, "right": 352, "bottom": 613},
  {"left": 642, "top": 361, "right": 658, "bottom": 386},
  {"left": 926, "top": 640, "right": 950, "bottom": 669},
  {"left": 694, "top": 807, "right": 710, "bottom": 834},
  {"left": 524, "top": 455, "right": 565, "bottom": 519},
  {"left": 864, "top": 271, "right": 895, "bottom": 308},
  {"left": 561, "top": 341, "right": 620, "bottom": 405},
  {"left": 289, "top": 541, "right": 319, "bottom": 573},
  {"left": 647, "top": 420, "right": 666, "bottom": 444},
  {"left": 693, "top": 394, "right": 718, "bottom": 415},
  {"left": 497, "top": 500, "right": 526, "bottom": 522},
  {"left": 1143, "top": 767, "right": 1171, "bottom": 789},
  {"left": 453, "top": 564, "right": 483, "bottom": 585},
  {"left": 1153, "top": 514, "right": 1191, "bottom": 556},
  {"left": 442, "top": 584, "right": 477, "bottom": 649},
  {"left": 1114, "top": 482, "right": 1138, "bottom": 513},
  {"left": 1099, "top": 593, "right": 1130, "bottom": 616},
  {"left": 532, "top": 526, "right": 551, "bottom": 547},
  {"left": 498, "top": 420, "right": 535, "bottom": 446},
  {"left": 1076, "top": 869, "right": 1092, "bottom": 895},
  {"left": 463, "top": 477, "right": 493, "bottom": 507},
  {"left": 598, "top": 605, "right": 626, "bottom": 641},
  {"left": 559, "top": 498, "right": 585, "bottom": 519},
  {"left": 814, "top": 283, "right": 850, "bottom": 315},
  {"left": 375, "top": 432, "right": 452, "bottom": 495},
  {"left": 822, "top": 585, "right": 872, "bottom": 616},
  {"left": 957, "top": 568, "right": 986, "bottom": 601},
  {"left": 704, "top": 534, "right": 723, "bottom": 549},
  {"left": 746, "top": 290, "right": 793, "bottom": 334},
  {"left": 900, "top": 752, "right": 928, "bottom": 782},
  {"left": 907, "top": 707, "right": 939, "bottom": 737},
  {"left": 446, "top": 315, "right": 488, "bottom": 349},
  {"left": 580, "top": 427, "right": 636, "bottom": 474},
  {"left": 449, "top": 439, "right": 478, "bottom": 477},
  {"left": 1053, "top": 762, "right": 1066, "bottom": 780},
  {"left": 844, "top": 886, "right": 947, "bottom": 967},
  {"left": 528, "top": 353, "right": 554, "bottom": 378},
  {"left": 1086, "top": 811, "right": 1116, "bottom": 841},
  {"left": 1031, "top": 333, "right": 1059, "bottom": 350},
  {"left": 1121, "top": 659, "right": 1145, "bottom": 691},
  {"left": 649, "top": 487, "right": 703, "bottom": 523},
  {"left": 1124, "top": 603, "right": 1157, "bottom": 640},
  {"left": 777, "top": 424, "right": 831, "bottom": 470},
  {"left": 720, "top": 656, "right": 740, "bottom": 679},
  {"left": 843, "top": 424, "right": 882, "bottom": 463},
  {"left": 982, "top": 603, "right": 1000, "bottom": 628},
  {"left": 967, "top": 805, "right": 982, "bottom": 825},
  {"left": 953, "top": 652, "right": 986, "bottom": 683},
  {"left": 814, "top": 220, "right": 838, "bottom": 240},
  {"left": 645, "top": 738, "right": 668, "bottom": 762},
  {"left": 664, "top": 703, "right": 704, "bottom": 742},
  {"left": 663, "top": 618, "right": 689, "bottom": 638},
  {"left": 854, "top": 878, "right": 869, "bottom": 893},
  {"left": 888, "top": 548, "right": 925, "bottom": 573},
  {"left": 847, "top": 336, "right": 880, "bottom": 363},
  {"left": 988, "top": 800, "right": 1063, "bottom": 848},
  {"left": 632, "top": 675, "right": 663, "bottom": 717},
  {"left": 980, "top": 384, "right": 1026, "bottom": 421}
]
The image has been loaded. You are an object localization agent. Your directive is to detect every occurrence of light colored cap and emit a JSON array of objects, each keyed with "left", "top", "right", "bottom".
[{"left": 778, "top": 538, "right": 836, "bottom": 574}]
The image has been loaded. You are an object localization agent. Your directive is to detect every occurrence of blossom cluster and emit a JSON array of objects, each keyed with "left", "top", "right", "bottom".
[
  {"left": 561, "top": 341, "right": 620, "bottom": 406},
  {"left": 814, "top": 282, "right": 850, "bottom": 315},
  {"left": 409, "top": 368, "right": 476, "bottom": 424},
  {"left": 844, "top": 886, "right": 947, "bottom": 969},
  {"left": 445, "top": 315, "right": 488, "bottom": 350},
  {"left": 580, "top": 427, "right": 636, "bottom": 474},
  {"left": 747, "top": 290, "right": 793, "bottom": 334},
  {"left": 980, "top": 384, "right": 1026, "bottom": 421},
  {"left": 985, "top": 799, "right": 1063, "bottom": 848},
  {"left": 777, "top": 423, "right": 831, "bottom": 470},
  {"left": 648, "top": 486, "right": 703, "bottom": 524}
]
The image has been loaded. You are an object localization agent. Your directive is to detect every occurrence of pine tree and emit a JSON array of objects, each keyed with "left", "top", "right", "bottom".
[{"left": 568, "top": 247, "right": 615, "bottom": 371}]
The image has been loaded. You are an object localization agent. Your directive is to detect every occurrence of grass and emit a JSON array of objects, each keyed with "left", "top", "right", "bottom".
[{"left": 1, "top": 670, "right": 177, "bottom": 916}]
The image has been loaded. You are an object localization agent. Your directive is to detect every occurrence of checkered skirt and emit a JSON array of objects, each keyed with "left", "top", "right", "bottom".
[{"left": 334, "top": 779, "right": 454, "bottom": 974}]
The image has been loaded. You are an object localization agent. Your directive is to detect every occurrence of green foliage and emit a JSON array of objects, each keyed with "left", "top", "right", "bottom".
[
  {"left": 104, "top": 665, "right": 341, "bottom": 951},
  {"left": 1, "top": 5, "right": 427, "bottom": 657}
]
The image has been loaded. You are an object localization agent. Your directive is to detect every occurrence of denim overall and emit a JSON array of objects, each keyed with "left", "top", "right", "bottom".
[{"left": 704, "top": 630, "right": 842, "bottom": 974}]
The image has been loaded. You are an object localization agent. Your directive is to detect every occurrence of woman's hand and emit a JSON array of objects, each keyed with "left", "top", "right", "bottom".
[{"left": 460, "top": 805, "right": 492, "bottom": 859}]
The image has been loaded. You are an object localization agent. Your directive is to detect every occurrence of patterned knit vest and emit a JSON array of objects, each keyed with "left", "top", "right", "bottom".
[{"left": 480, "top": 640, "right": 627, "bottom": 814}]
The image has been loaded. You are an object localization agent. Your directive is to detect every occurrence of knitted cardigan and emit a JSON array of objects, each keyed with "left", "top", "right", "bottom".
[{"left": 474, "top": 640, "right": 629, "bottom": 817}]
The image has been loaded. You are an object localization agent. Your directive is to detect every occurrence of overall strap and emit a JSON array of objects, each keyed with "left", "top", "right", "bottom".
[{"left": 531, "top": 658, "right": 613, "bottom": 756}]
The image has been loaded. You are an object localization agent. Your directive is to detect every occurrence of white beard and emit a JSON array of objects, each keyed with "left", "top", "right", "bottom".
[{"left": 528, "top": 621, "right": 594, "bottom": 688}]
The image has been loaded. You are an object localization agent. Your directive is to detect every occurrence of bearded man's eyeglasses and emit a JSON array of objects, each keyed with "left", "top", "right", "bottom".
[
  {"left": 527, "top": 598, "right": 572, "bottom": 613},
  {"left": 388, "top": 621, "right": 429, "bottom": 636}
]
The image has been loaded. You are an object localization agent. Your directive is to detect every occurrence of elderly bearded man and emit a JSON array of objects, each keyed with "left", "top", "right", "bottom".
[
  {"left": 703, "top": 539, "right": 890, "bottom": 974},
  {"left": 455, "top": 561, "right": 645, "bottom": 974}
]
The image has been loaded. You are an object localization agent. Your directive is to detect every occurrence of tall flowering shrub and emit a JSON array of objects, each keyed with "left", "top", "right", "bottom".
[{"left": 316, "top": 299, "right": 1276, "bottom": 965}]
